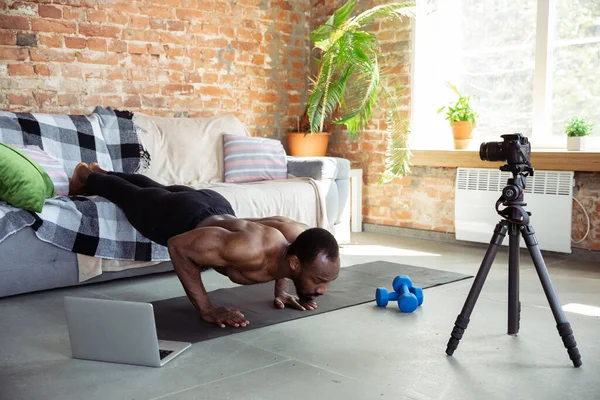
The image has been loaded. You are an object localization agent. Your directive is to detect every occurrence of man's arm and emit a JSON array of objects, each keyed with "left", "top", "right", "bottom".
[
  {"left": 274, "top": 277, "right": 289, "bottom": 297},
  {"left": 273, "top": 277, "right": 317, "bottom": 311},
  {"left": 257, "top": 217, "right": 318, "bottom": 311},
  {"left": 167, "top": 244, "right": 214, "bottom": 314},
  {"left": 263, "top": 221, "right": 313, "bottom": 309},
  {"left": 167, "top": 227, "right": 264, "bottom": 328}
]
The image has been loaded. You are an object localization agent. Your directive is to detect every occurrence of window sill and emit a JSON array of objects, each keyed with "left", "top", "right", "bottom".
[{"left": 409, "top": 149, "right": 600, "bottom": 172}]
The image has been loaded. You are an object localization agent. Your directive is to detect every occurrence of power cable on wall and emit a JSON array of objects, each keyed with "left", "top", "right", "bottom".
[{"left": 571, "top": 197, "right": 590, "bottom": 244}]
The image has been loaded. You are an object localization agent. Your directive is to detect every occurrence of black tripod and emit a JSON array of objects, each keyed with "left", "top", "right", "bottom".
[{"left": 445, "top": 163, "right": 582, "bottom": 368}]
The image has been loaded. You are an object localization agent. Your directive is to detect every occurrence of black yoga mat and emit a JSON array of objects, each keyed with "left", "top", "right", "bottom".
[{"left": 151, "top": 261, "right": 472, "bottom": 343}]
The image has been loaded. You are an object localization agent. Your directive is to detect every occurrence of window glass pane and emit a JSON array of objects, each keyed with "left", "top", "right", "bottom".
[
  {"left": 551, "top": 0, "right": 600, "bottom": 137},
  {"left": 555, "top": 0, "right": 600, "bottom": 40},
  {"left": 412, "top": 0, "right": 537, "bottom": 149},
  {"left": 462, "top": 49, "right": 535, "bottom": 139}
]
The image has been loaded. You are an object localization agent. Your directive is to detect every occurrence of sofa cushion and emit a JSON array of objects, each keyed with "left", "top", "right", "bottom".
[
  {"left": 133, "top": 113, "right": 249, "bottom": 186},
  {"left": 223, "top": 134, "right": 287, "bottom": 183},
  {"left": 286, "top": 156, "right": 351, "bottom": 181},
  {"left": 0, "top": 142, "right": 55, "bottom": 212},
  {"left": 11, "top": 144, "right": 69, "bottom": 196},
  {"left": 286, "top": 156, "right": 351, "bottom": 229},
  {"left": 194, "top": 179, "right": 329, "bottom": 230}
]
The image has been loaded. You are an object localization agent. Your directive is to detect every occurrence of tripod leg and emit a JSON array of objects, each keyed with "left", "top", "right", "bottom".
[
  {"left": 520, "top": 224, "right": 582, "bottom": 368},
  {"left": 508, "top": 223, "right": 520, "bottom": 335},
  {"left": 446, "top": 222, "right": 508, "bottom": 356}
]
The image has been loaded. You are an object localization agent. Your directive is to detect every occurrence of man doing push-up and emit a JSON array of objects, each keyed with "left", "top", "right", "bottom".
[{"left": 69, "top": 162, "right": 340, "bottom": 328}]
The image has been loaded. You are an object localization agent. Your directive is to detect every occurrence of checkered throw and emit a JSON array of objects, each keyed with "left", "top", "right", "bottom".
[
  {"left": 0, "top": 203, "right": 36, "bottom": 243},
  {"left": 34, "top": 195, "right": 169, "bottom": 261},
  {"left": 0, "top": 107, "right": 167, "bottom": 261}
]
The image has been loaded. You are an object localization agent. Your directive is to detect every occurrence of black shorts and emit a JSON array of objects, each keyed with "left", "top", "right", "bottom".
[
  {"left": 87, "top": 172, "right": 236, "bottom": 247},
  {"left": 157, "top": 189, "right": 236, "bottom": 245}
]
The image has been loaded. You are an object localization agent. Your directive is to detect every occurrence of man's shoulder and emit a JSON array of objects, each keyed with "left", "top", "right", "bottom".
[
  {"left": 210, "top": 216, "right": 305, "bottom": 243},
  {"left": 261, "top": 221, "right": 305, "bottom": 243}
]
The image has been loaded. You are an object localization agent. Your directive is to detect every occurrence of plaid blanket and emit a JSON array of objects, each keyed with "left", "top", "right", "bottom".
[
  {"left": 34, "top": 195, "right": 169, "bottom": 261},
  {"left": 0, "top": 203, "right": 36, "bottom": 243},
  {"left": 0, "top": 107, "right": 166, "bottom": 261}
]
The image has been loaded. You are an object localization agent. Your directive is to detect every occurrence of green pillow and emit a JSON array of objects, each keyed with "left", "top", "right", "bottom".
[{"left": 0, "top": 142, "right": 56, "bottom": 212}]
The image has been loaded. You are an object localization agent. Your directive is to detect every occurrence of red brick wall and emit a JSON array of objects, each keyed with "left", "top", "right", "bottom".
[{"left": 0, "top": 0, "right": 309, "bottom": 138}]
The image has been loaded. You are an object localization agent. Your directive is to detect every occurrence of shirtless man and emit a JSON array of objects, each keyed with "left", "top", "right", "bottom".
[{"left": 69, "top": 162, "right": 341, "bottom": 328}]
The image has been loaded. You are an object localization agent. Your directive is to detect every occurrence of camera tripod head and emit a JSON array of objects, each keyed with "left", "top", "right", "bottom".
[
  {"left": 479, "top": 133, "right": 536, "bottom": 225},
  {"left": 499, "top": 162, "right": 535, "bottom": 177},
  {"left": 495, "top": 163, "right": 534, "bottom": 225}
]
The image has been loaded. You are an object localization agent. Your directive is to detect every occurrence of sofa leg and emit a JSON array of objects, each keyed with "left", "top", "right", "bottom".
[
  {"left": 350, "top": 169, "right": 363, "bottom": 233},
  {"left": 334, "top": 223, "right": 351, "bottom": 245}
]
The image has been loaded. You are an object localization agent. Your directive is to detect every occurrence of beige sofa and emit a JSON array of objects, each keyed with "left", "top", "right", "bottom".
[
  {"left": 133, "top": 113, "right": 350, "bottom": 237},
  {"left": 0, "top": 112, "right": 351, "bottom": 297}
]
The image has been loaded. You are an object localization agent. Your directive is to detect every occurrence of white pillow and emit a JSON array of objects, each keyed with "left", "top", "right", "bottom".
[{"left": 133, "top": 113, "right": 249, "bottom": 186}]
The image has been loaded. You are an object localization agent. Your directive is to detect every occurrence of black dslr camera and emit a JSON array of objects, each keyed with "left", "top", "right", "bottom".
[
  {"left": 479, "top": 133, "right": 531, "bottom": 166},
  {"left": 480, "top": 133, "right": 535, "bottom": 209}
]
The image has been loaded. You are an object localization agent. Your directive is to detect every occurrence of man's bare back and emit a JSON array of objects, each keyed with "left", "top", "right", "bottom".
[{"left": 195, "top": 215, "right": 305, "bottom": 285}]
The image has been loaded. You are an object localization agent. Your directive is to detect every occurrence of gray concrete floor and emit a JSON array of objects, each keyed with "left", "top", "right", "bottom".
[{"left": 1, "top": 232, "right": 599, "bottom": 400}]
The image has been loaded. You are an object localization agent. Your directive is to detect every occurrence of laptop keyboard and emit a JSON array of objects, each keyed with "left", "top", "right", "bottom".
[{"left": 159, "top": 349, "right": 174, "bottom": 360}]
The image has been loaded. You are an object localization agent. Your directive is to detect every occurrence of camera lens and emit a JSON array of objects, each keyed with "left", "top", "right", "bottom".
[
  {"left": 479, "top": 141, "right": 506, "bottom": 162},
  {"left": 479, "top": 143, "right": 488, "bottom": 161}
]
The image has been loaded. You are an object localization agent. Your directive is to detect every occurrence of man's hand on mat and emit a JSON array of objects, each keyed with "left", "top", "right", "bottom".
[
  {"left": 201, "top": 306, "right": 250, "bottom": 328},
  {"left": 274, "top": 292, "right": 317, "bottom": 311}
]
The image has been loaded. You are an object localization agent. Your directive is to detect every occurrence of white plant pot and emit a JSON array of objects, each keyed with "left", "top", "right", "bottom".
[{"left": 567, "top": 136, "right": 587, "bottom": 151}]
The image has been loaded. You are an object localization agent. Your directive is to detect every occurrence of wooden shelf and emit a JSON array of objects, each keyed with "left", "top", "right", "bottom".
[{"left": 409, "top": 149, "right": 600, "bottom": 172}]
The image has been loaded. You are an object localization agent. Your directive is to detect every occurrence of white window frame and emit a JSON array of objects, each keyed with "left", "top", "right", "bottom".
[
  {"left": 410, "top": 0, "right": 599, "bottom": 150},
  {"left": 531, "top": 0, "right": 555, "bottom": 146}
]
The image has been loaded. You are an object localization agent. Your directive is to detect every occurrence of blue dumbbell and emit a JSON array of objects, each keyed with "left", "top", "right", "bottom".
[
  {"left": 376, "top": 275, "right": 419, "bottom": 312},
  {"left": 376, "top": 287, "right": 400, "bottom": 307},
  {"left": 410, "top": 286, "right": 424, "bottom": 306},
  {"left": 393, "top": 275, "right": 418, "bottom": 313},
  {"left": 393, "top": 276, "right": 424, "bottom": 306}
]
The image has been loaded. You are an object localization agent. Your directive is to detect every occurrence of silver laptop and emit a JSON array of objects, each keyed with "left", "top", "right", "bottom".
[{"left": 64, "top": 296, "right": 191, "bottom": 367}]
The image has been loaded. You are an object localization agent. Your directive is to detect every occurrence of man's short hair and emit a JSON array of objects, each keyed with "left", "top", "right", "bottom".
[{"left": 288, "top": 227, "right": 339, "bottom": 264}]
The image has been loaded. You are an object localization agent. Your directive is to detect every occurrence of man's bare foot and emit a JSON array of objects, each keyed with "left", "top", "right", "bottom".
[
  {"left": 68, "top": 162, "right": 92, "bottom": 196},
  {"left": 90, "top": 162, "right": 108, "bottom": 174}
]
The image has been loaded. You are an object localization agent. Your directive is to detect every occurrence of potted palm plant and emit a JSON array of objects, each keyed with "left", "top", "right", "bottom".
[
  {"left": 565, "top": 116, "right": 593, "bottom": 151},
  {"left": 437, "top": 83, "right": 478, "bottom": 150},
  {"left": 287, "top": 0, "right": 415, "bottom": 171}
]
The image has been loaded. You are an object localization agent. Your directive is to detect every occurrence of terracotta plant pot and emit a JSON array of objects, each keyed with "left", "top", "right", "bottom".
[
  {"left": 287, "top": 132, "right": 330, "bottom": 157},
  {"left": 451, "top": 121, "right": 474, "bottom": 150}
]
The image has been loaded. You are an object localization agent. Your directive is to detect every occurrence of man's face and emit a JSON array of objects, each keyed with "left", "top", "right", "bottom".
[{"left": 292, "top": 253, "right": 340, "bottom": 302}]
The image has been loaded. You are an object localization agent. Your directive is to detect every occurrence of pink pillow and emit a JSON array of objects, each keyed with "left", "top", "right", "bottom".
[
  {"left": 223, "top": 134, "right": 288, "bottom": 183},
  {"left": 11, "top": 145, "right": 69, "bottom": 196}
]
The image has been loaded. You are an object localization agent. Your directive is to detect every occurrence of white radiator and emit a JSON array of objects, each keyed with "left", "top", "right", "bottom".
[{"left": 454, "top": 168, "right": 574, "bottom": 253}]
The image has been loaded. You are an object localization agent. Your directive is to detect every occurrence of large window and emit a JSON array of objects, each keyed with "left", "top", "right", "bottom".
[{"left": 411, "top": 0, "right": 600, "bottom": 150}]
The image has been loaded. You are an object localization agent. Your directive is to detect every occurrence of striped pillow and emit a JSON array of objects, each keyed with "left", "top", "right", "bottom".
[
  {"left": 223, "top": 134, "right": 288, "bottom": 183},
  {"left": 11, "top": 144, "right": 69, "bottom": 196}
]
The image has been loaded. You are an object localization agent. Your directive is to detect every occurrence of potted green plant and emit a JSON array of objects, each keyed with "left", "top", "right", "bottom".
[
  {"left": 287, "top": 0, "right": 415, "bottom": 166},
  {"left": 437, "top": 83, "right": 478, "bottom": 150},
  {"left": 565, "top": 116, "right": 593, "bottom": 151}
]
